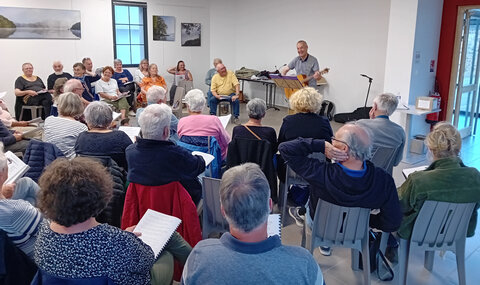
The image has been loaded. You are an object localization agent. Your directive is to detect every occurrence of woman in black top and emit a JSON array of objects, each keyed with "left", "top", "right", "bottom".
[{"left": 277, "top": 87, "right": 333, "bottom": 182}]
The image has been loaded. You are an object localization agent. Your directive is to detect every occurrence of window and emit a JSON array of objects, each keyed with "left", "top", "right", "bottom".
[{"left": 112, "top": 1, "right": 148, "bottom": 67}]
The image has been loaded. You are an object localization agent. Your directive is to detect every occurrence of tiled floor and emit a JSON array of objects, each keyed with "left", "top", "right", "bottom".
[{"left": 174, "top": 102, "right": 480, "bottom": 285}]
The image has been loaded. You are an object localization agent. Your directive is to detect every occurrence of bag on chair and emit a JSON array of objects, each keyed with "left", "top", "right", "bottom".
[{"left": 358, "top": 230, "right": 394, "bottom": 281}]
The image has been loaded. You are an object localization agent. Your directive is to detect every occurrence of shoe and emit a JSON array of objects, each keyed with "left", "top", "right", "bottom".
[
  {"left": 232, "top": 117, "right": 240, "bottom": 125},
  {"left": 128, "top": 110, "right": 136, "bottom": 116},
  {"left": 319, "top": 246, "right": 332, "bottom": 256},
  {"left": 288, "top": 206, "right": 305, "bottom": 227}
]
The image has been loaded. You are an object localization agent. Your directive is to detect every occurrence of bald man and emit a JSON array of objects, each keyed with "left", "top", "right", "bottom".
[
  {"left": 279, "top": 123, "right": 402, "bottom": 255},
  {"left": 281, "top": 40, "right": 321, "bottom": 87},
  {"left": 47, "top": 61, "right": 72, "bottom": 93}
]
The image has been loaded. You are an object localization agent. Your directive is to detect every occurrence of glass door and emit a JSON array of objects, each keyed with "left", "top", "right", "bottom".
[{"left": 452, "top": 10, "right": 480, "bottom": 137}]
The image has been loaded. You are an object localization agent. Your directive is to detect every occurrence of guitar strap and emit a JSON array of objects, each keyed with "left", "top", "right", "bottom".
[{"left": 243, "top": 125, "right": 261, "bottom": 140}]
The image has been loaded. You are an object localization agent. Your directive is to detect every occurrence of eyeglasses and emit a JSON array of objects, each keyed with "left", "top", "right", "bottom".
[{"left": 331, "top": 136, "right": 350, "bottom": 149}]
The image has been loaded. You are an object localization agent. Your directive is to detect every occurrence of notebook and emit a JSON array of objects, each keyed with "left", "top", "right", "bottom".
[
  {"left": 267, "top": 214, "right": 281, "bottom": 238},
  {"left": 133, "top": 209, "right": 182, "bottom": 258},
  {"left": 402, "top": 165, "right": 428, "bottom": 179},
  {"left": 4, "top": 151, "right": 30, "bottom": 185}
]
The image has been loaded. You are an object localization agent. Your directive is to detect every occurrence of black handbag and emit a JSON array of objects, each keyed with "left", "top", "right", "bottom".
[{"left": 358, "top": 230, "right": 394, "bottom": 281}]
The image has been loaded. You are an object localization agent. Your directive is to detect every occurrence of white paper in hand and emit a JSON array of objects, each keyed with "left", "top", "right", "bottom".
[
  {"left": 192, "top": 151, "right": 214, "bottom": 166},
  {"left": 218, "top": 115, "right": 231, "bottom": 129}
]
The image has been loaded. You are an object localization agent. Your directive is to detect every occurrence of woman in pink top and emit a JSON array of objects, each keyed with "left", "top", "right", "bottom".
[{"left": 178, "top": 89, "right": 230, "bottom": 159}]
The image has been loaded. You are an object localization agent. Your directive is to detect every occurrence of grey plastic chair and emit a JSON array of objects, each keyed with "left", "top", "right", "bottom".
[
  {"left": 370, "top": 146, "right": 396, "bottom": 175},
  {"left": 172, "top": 86, "right": 185, "bottom": 118},
  {"left": 398, "top": 201, "right": 476, "bottom": 285},
  {"left": 201, "top": 176, "right": 229, "bottom": 239}
]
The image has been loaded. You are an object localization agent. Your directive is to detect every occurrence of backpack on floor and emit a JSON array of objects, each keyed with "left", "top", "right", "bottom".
[{"left": 319, "top": 100, "right": 335, "bottom": 121}]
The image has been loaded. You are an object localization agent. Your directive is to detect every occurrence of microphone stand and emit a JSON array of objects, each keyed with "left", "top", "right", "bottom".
[{"left": 363, "top": 76, "right": 373, "bottom": 118}]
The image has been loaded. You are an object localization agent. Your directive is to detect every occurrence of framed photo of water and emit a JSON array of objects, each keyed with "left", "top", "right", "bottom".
[
  {"left": 0, "top": 7, "right": 81, "bottom": 39},
  {"left": 153, "top": 15, "right": 175, "bottom": 41}
]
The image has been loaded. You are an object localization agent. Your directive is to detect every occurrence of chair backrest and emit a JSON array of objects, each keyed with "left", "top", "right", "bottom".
[
  {"left": 370, "top": 146, "right": 396, "bottom": 175},
  {"left": 31, "top": 269, "right": 116, "bottom": 285},
  {"left": 201, "top": 177, "right": 229, "bottom": 238},
  {"left": 177, "top": 136, "right": 222, "bottom": 178},
  {"left": 172, "top": 86, "right": 185, "bottom": 118},
  {"left": 23, "top": 139, "right": 65, "bottom": 182},
  {"left": 410, "top": 201, "right": 476, "bottom": 250},
  {"left": 0, "top": 230, "right": 37, "bottom": 284},
  {"left": 311, "top": 199, "right": 370, "bottom": 251}
]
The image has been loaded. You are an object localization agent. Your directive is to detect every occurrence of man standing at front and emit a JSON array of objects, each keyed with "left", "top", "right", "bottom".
[
  {"left": 209, "top": 63, "right": 240, "bottom": 123},
  {"left": 181, "top": 163, "right": 323, "bottom": 284},
  {"left": 282, "top": 40, "right": 321, "bottom": 87}
]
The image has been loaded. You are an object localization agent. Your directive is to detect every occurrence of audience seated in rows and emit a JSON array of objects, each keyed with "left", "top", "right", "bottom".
[
  {"left": 134, "top": 59, "right": 149, "bottom": 84},
  {"left": 208, "top": 63, "right": 240, "bottom": 122},
  {"left": 178, "top": 89, "right": 231, "bottom": 160},
  {"left": 139, "top": 64, "right": 168, "bottom": 103},
  {"left": 72, "top": 62, "right": 100, "bottom": 103},
  {"left": 126, "top": 103, "right": 205, "bottom": 205},
  {"left": 397, "top": 122, "right": 480, "bottom": 240},
  {"left": 181, "top": 163, "right": 323, "bottom": 284},
  {"left": 34, "top": 157, "right": 192, "bottom": 285},
  {"left": 46, "top": 61, "right": 72, "bottom": 94},
  {"left": 14, "top": 63, "right": 52, "bottom": 120},
  {"left": 136, "top": 86, "right": 179, "bottom": 141},
  {"left": 43, "top": 92, "right": 87, "bottom": 159},
  {"left": 279, "top": 123, "right": 402, "bottom": 256},
  {"left": 96, "top": 66, "right": 129, "bottom": 120},
  {"left": 357, "top": 93, "right": 406, "bottom": 174},
  {"left": 113, "top": 59, "right": 135, "bottom": 109},
  {"left": 277, "top": 87, "right": 333, "bottom": 183},
  {"left": 75, "top": 101, "right": 132, "bottom": 170}
]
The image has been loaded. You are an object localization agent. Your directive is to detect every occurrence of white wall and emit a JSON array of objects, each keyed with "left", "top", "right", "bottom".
[
  {"left": 0, "top": 0, "right": 210, "bottom": 111},
  {"left": 209, "top": 0, "right": 391, "bottom": 112}
]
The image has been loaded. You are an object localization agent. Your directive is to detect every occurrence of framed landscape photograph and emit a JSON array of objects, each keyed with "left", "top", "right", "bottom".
[
  {"left": 0, "top": 6, "right": 81, "bottom": 39},
  {"left": 181, "top": 23, "right": 201, "bottom": 46},
  {"left": 153, "top": 15, "right": 175, "bottom": 41}
]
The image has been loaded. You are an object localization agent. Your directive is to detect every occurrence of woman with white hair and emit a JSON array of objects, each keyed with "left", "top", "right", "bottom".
[
  {"left": 232, "top": 98, "right": 277, "bottom": 152},
  {"left": 75, "top": 101, "right": 132, "bottom": 170},
  {"left": 397, "top": 122, "right": 480, "bottom": 240},
  {"left": 177, "top": 89, "right": 231, "bottom": 159},
  {"left": 44, "top": 92, "right": 88, "bottom": 159}
]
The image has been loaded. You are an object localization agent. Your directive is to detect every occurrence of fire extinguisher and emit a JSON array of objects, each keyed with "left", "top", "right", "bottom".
[{"left": 425, "top": 91, "right": 441, "bottom": 126}]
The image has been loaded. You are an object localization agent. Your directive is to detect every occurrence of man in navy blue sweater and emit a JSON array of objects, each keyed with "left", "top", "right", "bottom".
[{"left": 279, "top": 123, "right": 402, "bottom": 255}]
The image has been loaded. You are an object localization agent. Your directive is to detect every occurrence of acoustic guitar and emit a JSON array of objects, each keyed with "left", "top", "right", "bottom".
[{"left": 284, "top": 67, "right": 330, "bottom": 100}]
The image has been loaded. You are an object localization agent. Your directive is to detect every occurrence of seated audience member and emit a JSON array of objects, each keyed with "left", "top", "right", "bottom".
[
  {"left": 232, "top": 98, "right": 277, "bottom": 153},
  {"left": 208, "top": 63, "right": 240, "bottom": 122},
  {"left": 50, "top": 77, "right": 69, "bottom": 116},
  {"left": 279, "top": 123, "right": 402, "bottom": 256},
  {"left": 127, "top": 104, "right": 205, "bottom": 205},
  {"left": 277, "top": 87, "right": 333, "bottom": 182},
  {"left": 139, "top": 63, "right": 168, "bottom": 103},
  {"left": 14, "top": 62, "right": 52, "bottom": 120},
  {"left": 178, "top": 89, "right": 231, "bottom": 160},
  {"left": 181, "top": 163, "right": 323, "bottom": 284},
  {"left": 82, "top": 57, "right": 95, "bottom": 74},
  {"left": 167, "top": 60, "right": 194, "bottom": 83},
  {"left": 205, "top": 58, "right": 222, "bottom": 88},
  {"left": 96, "top": 66, "right": 129, "bottom": 120},
  {"left": 113, "top": 59, "right": 135, "bottom": 108},
  {"left": 134, "top": 59, "right": 149, "bottom": 84},
  {"left": 0, "top": 98, "right": 31, "bottom": 129},
  {"left": 72, "top": 62, "right": 100, "bottom": 103},
  {"left": 397, "top": 122, "right": 480, "bottom": 240},
  {"left": 75, "top": 101, "right": 132, "bottom": 170},
  {"left": 63, "top": 78, "right": 90, "bottom": 107},
  {"left": 0, "top": 146, "right": 41, "bottom": 258},
  {"left": 46, "top": 61, "right": 72, "bottom": 94},
  {"left": 356, "top": 93, "right": 406, "bottom": 174},
  {"left": 0, "top": 120, "right": 28, "bottom": 154},
  {"left": 44, "top": 92, "right": 88, "bottom": 159},
  {"left": 136, "top": 86, "right": 179, "bottom": 141}
]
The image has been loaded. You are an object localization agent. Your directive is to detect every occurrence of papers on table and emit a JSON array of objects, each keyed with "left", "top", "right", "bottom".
[
  {"left": 192, "top": 151, "right": 215, "bottom": 166},
  {"left": 402, "top": 165, "right": 428, "bottom": 179},
  {"left": 267, "top": 214, "right": 281, "bottom": 238},
  {"left": 4, "top": 151, "right": 29, "bottom": 185},
  {"left": 218, "top": 114, "right": 231, "bottom": 129},
  {"left": 132, "top": 209, "right": 181, "bottom": 258},
  {"left": 119, "top": 126, "right": 141, "bottom": 143}
]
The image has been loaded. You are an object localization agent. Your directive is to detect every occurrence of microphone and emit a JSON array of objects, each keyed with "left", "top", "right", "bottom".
[{"left": 360, "top": 74, "right": 373, "bottom": 80}]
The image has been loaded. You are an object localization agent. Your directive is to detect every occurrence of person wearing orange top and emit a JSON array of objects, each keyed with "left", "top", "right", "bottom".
[{"left": 138, "top": 64, "right": 168, "bottom": 103}]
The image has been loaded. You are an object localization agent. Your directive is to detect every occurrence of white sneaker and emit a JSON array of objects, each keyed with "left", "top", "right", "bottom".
[
  {"left": 128, "top": 110, "right": 136, "bottom": 116},
  {"left": 288, "top": 206, "right": 305, "bottom": 227},
  {"left": 319, "top": 246, "right": 332, "bottom": 256}
]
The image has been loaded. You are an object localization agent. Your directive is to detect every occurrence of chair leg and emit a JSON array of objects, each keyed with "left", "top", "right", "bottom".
[
  {"left": 424, "top": 251, "right": 434, "bottom": 271},
  {"left": 361, "top": 236, "right": 371, "bottom": 285},
  {"left": 456, "top": 239, "right": 467, "bottom": 285},
  {"left": 281, "top": 181, "right": 288, "bottom": 227},
  {"left": 398, "top": 239, "right": 410, "bottom": 285},
  {"left": 19, "top": 108, "right": 24, "bottom": 121},
  {"left": 351, "top": 249, "right": 360, "bottom": 271},
  {"left": 379, "top": 232, "right": 389, "bottom": 255}
]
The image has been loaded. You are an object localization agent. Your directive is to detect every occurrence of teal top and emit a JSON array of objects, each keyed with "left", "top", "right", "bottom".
[{"left": 398, "top": 157, "right": 480, "bottom": 239}]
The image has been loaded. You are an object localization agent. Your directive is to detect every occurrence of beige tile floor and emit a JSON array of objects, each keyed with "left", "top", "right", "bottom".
[{"left": 158, "top": 101, "right": 480, "bottom": 285}]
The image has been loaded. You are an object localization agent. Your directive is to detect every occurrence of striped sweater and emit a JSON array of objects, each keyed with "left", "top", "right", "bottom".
[{"left": 43, "top": 116, "right": 88, "bottom": 159}]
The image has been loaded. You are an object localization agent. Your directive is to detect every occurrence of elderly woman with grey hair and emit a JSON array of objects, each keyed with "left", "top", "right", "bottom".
[
  {"left": 232, "top": 98, "right": 277, "bottom": 152},
  {"left": 112, "top": 59, "right": 135, "bottom": 109},
  {"left": 44, "top": 92, "right": 88, "bottom": 159},
  {"left": 177, "top": 89, "right": 231, "bottom": 160},
  {"left": 75, "top": 101, "right": 132, "bottom": 170}
]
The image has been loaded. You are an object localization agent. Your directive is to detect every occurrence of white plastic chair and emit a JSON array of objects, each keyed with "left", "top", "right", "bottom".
[
  {"left": 398, "top": 200, "right": 476, "bottom": 285},
  {"left": 201, "top": 177, "right": 228, "bottom": 239}
]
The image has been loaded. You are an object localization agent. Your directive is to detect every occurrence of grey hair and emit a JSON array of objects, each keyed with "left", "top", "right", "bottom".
[
  {"left": 373, "top": 93, "right": 399, "bottom": 116},
  {"left": 138, "top": 104, "right": 172, "bottom": 140},
  {"left": 146, "top": 86, "right": 167, "bottom": 104},
  {"left": 113, "top": 59, "right": 122, "bottom": 65},
  {"left": 57, "top": 92, "right": 84, "bottom": 117},
  {"left": 220, "top": 163, "right": 270, "bottom": 232},
  {"left": 84, "top": 101, "right": 113, "bottom": 129},
  {"left": 184, "top": 89, "right": 206, "bottom": 113},
  {"left": 246, "top": 98, "right": 266, "bottom": 120},
  {"left": 0, "top": 143, "right": 7, "bottom": 174},
  {"left": 63, "top": 79, "right": 82, "bottom": 93},
  {"left": 213, "top": 58, "right": 222, "bottom": 66},
  {"left": 344, "top": 123, "right": 373, "bottom": 161}
]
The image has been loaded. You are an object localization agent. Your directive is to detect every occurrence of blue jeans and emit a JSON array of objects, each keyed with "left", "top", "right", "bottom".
[
  {"left": 11, "top": 177, "right": 40, "bottom": 206},
  {"left": 208, "top": 92, "right": 240, "bottom": 117}
]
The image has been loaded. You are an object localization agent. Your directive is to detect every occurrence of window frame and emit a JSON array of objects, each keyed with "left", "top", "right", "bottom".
[{"left": 112, "top": 0, "right": 148, "bottom": 68}]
